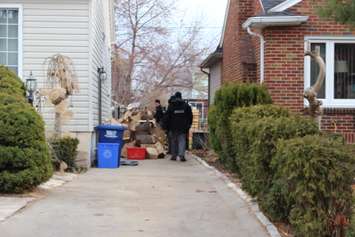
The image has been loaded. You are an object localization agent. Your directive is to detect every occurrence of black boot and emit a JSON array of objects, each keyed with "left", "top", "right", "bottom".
[{"left": 180, "top": 156, "right": 186, "bottom": 162}]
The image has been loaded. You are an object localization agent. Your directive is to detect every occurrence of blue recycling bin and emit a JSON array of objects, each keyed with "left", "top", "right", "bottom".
[
  {"left": 97, "top": 143, "right": 120, "bottom": 168},
  {"left": 96, "top": 124, "right": 126, "bottom": 143},
  {"left": 95, "top": 125, "right": 127, "bottom": 168}
]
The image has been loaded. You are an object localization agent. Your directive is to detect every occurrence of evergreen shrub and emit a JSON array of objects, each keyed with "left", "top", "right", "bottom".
[
  {"left": 0, "top": 67, "right": 53, "bottom": 193},
  {"left": 272, "top": 135, "right": 354, "bottom": 237},
  {"left": 50, "top": 136, "right": 79, "bottom": 171},
  {"left": 208, "top": 83, "right": 272, "bottom": 171}
]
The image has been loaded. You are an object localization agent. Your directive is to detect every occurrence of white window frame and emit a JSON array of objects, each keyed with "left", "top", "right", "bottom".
[
  {"left": 305, "top": 36, "right": 355, "bottom": 108},
  {"left": 0, "top": 4, "right": 23, "bottom": 79}
]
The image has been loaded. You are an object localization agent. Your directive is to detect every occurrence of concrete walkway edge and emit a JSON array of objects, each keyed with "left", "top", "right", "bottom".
[
  {"left": 191, "top": 154, "right": 281, "bottom": 237},
  {"left": 0, "top": 173, "right": 77, "bottom": 223}
]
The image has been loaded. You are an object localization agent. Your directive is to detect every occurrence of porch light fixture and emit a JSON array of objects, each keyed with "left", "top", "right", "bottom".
[
  {"left": 26, "top": 71, "right": 37, "bottom": 105},
  {"left": 97, "top": 67, "right": 107, "bottom": 81}
]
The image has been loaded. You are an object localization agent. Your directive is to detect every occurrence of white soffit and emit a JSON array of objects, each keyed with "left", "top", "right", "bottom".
[{"left": 242, "top": 15, "right": 309, "bottom": 29}]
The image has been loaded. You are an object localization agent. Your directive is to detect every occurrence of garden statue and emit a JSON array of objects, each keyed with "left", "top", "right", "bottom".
[
  {"left": 42, "top": 54, "right": 79, "bottom": 136},
  {"left": 304, "top": 48, "right": 326, "bottom": 127}
]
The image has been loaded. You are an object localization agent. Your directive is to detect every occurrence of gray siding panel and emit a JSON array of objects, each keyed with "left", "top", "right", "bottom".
[
  {"left": 11, "top": 0, "right": 91, "bottom": 132},
  {"left": 89, "top": 0, "right": 112, "bottom": 129},
  {"left": 209, "top": 62, "right": 222, "bottom": 105}
]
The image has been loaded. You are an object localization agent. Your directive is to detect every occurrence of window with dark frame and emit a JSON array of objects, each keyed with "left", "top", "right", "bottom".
[{"left": 334, "top": 43, "right": 355, "bottom": 99}]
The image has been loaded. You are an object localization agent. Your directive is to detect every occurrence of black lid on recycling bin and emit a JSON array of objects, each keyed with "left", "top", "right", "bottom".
[{"left": 95, "top": 124, "right": 127, "bottom": 131}]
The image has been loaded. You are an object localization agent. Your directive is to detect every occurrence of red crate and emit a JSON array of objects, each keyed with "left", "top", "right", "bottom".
[{"left": 127, "top": 147, "right": 146, "bottom": 160}]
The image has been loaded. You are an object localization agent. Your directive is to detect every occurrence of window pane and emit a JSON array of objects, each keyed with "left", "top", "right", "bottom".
[
  {"left": 8, "top": 39, "right": 17, "bottom": 51},
  {"left": 0, "top": 10, "right": 7, "bottom": 24},
  {"left": 8, "top": 52, "right": 17, "bottom": 65},
  {"left": 0, "top": 39, "right": 6, "bottom": 51},
  {"left": 8, "top": 10, "right": 18, "bottom": 24},
  {"left": 0, "top": 25, "right": 7, "bottom": 37},
  {"left": 8, "top": 25, "right": 17, "bottom": 38},
  {"left": 334, "top": 44, "right": 355, "bottom": 99},
  {"left": 310, "top": 43, "right": 326, "bottom": 99},
  {"left": 0, "top": 52, "right": 6, "bottom": 65}
]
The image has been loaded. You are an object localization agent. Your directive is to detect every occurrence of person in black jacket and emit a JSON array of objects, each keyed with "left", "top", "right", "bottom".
[
  {"left": 165, "top": 92, "right": 193, "bottom": 162},
  {"left": 154, "top": 99, "right": 164, "bottom": 125},
  {"left": 162, "top": 96, "right": 176, "bottom": 155}
]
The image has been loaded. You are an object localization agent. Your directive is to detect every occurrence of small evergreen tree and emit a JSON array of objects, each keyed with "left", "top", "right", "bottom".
[{"left": 319, "top": 0, "right": 355, "bottom": 26}]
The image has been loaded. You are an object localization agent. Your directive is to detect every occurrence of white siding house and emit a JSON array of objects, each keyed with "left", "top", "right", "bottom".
[
  {"left": 0, "top": 0, "right": 115, "bottom": 166},
  {"left": 200, "top": 47, "right": 223, "bottom": 105}
]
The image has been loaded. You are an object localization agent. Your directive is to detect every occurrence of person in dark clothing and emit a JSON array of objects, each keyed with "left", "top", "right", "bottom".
[
  {"left": 162, "top": 96, "right": 176, "bottom": 155},
  {"left": 165, "top": 92, "right": 193, "bottom": 162},
  {"left": 154, "top": 99, "right": 164, "bottom": 125}
]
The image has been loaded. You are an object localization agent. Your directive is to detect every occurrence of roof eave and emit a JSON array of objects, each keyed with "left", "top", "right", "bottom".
[
  {"left": 269, "top": 0, "right": 303, "bottom": 12},
  {"left": 242, "top": 15, "right": 309, "bottom": 29},
  {"left": 200, "top": 52, "right": 223, "bottom": 68}
]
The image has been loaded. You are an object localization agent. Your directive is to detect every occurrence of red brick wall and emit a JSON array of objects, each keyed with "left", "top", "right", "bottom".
[
  {"left": 221, "top": 0, "right": 355, "bottom": 143},
  {"left": 222, "top": 0, "right": 262, "bottom": 83},
  {"left": 262, "top": 0, "right": 355, "bottom": 142},
  {"left": 321, "top": 109, "right": 355, "bottom": 143}
]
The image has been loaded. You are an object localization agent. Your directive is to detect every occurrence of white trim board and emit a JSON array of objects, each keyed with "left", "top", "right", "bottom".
[{"left": 269, "top": 0, "right": 303, "bottom": 12}]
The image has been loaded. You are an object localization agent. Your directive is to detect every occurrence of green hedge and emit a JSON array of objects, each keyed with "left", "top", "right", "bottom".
[
  {"left": 208, "top": 83, "right": 272, "bottom": 171},
  {"left": 209, "top": 92, "right": 355, "bottom": 236},
  {"left": 207, "top": 106, "right": 221, "bottom": 152},
  {"left": 0, "top": 67, "right": 53, "bottom": 193},
  {"left": 230, "top": 105, "right": 290, "bottom": 177},
  {"left": 271, "top": 135, "right": 354, "bottom": 237},
  {"left": 50, "top": 136, "right": 79, "bottom": 171},
  {"left": 232, "top": 114, "right": 319, "bottom": 197}
]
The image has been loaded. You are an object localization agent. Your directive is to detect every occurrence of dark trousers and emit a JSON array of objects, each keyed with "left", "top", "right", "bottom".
[
  {"left": 170, "top": 131, "right": 187, "bottom": 158},
  {"left": 167, "top": 131, "right": 172, "bottom": 154}
]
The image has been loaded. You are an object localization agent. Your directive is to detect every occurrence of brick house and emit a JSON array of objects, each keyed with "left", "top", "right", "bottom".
[{"left": 202, "top": 0, "right": 355, "bottom": 143}]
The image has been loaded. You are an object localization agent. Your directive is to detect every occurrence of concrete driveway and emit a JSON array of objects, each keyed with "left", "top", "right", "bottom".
[{"left": 0, "top": 157, "right": 269, "bottom": 237}]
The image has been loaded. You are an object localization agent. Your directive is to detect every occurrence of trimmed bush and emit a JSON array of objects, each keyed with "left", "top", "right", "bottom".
[
  {"left": 0, "top": 67, "right": 53, "bottom": 193},
  {"left": 207, "top": 106, "right": 221, "bottom": 152},
  {"left": 271, "top": 135, "right": 354, "bottom": 237},
  {"left": 230, "top": 104, "right": 289, "bottom": 124},
  {"left": 230, "top": 105, "right": 291, "bottom": 193},
  {"left": 0, "top": 143, "right": 53, "bottom": 193},
  {"left": 0, "top": 66, "right": 26, "bottom": 97},
  {"left": 210, "top": 93, "right": 354, "bottom": 235},
  {"left": 0, "top": 101, "right": 46, "bottom": 148},
  {"left": 50, "top": 137, "right": 79, "bottom": 171},
  {"left": 208, "top": 83, "right": 272, "bottom": 171},
  {"left": 235, "top": 115, "right": 319, "bottom": 197}
]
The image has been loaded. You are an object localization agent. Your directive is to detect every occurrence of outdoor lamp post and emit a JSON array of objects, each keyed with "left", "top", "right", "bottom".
[
  {"left": 97, "top": 67, "right": 107, "bottom": 125},
  {"left": 26, "top": 72, "right": 37, "bottom": 105}
]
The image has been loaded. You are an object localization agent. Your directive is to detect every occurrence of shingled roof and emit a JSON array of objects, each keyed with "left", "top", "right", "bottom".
[{"left": 260, "top": 0, "right": 287, "bottom": 11}]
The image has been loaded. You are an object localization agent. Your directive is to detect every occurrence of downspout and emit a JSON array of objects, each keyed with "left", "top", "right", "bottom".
[
  {"left": 201, "top": 68, "right": 211, "bottom": 105},
  {"left": 246, "top": 27, "right": 265, "bottom": 84},
  {"left": 98, "top": 73, "right": 102, "bottom": 125}
]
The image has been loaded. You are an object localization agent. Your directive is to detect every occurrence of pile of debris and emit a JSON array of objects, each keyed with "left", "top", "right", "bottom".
[{"left": 111, "top": 108, "right": 167, "bottom": 159}]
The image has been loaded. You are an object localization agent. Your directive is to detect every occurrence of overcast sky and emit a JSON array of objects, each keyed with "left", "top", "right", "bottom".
[{"left": 174, "top": 0, "right": 228, "bottom": 51}]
